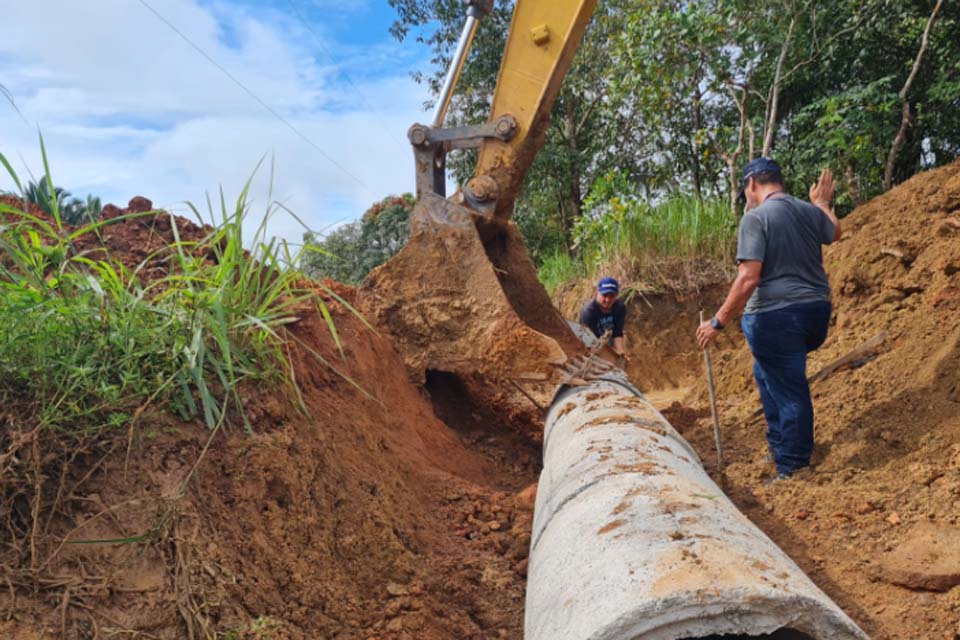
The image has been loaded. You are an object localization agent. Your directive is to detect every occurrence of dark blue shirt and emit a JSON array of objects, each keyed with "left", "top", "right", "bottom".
[{"left": 579, "top": 299, "right": 626, "bottom": 341}]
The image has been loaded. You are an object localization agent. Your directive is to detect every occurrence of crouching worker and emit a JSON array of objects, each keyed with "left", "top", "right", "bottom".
[{"left": 579, "top": 277, "right": 628, "bottom": 362}]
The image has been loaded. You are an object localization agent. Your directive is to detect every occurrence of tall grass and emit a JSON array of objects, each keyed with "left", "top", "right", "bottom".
[
  {"left": 0, "top": 138, "right": 359, "bottom": 438},
  {"left": 574, "top": 193, "right": 736, "bottom": 277},
  {"left": 537, "top": 249, "right": 582, "bottom": 295},
  {"left": 534, "top": 176, "right": 737, "bottom": 294}
]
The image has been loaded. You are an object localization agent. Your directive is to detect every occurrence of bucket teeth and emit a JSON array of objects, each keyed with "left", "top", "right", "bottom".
[{"left": 553, "top": 353, "right": 622, "bottom": 387}]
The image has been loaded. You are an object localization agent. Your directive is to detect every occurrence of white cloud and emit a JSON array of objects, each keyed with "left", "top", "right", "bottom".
[{"left": 0, "top": 0, "right": 429, "bottom": 245}]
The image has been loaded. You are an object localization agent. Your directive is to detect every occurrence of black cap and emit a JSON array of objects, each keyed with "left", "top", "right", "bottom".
[{"left": 738, "top": 157, "right": 783, "bottom": 203}]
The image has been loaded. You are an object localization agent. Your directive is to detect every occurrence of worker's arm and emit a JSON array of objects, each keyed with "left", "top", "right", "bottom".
[
  {"left": 809, "top": 168, "right": 842, "bottom": 242},
  {"left": 696, "top": 260, "right": 762, "bottom": 348},
  {"left": 580, "top": 303, "right": 601, "bottom": 338},
  {"left": 612, "top": 302, "right": 628, "bottom": 361},
  {"left": 612, "top": 336, "right": 626, "bottom": 358}
]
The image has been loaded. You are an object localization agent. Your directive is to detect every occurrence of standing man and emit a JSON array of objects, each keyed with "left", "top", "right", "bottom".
[
  {"left": 696, "top": 158, "right": 841, "bottom": 482},
  {"left": 580, "top": 277, "right": 628, "bottom": 361}
]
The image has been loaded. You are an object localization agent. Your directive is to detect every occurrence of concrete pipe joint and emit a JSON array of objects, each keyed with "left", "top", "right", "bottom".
[{"left": 525, "top": 376, "right": 867, "bottom": 640}]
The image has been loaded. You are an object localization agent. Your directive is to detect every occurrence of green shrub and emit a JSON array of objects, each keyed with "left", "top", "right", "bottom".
[
  {"left": 561, "top": 171, "right": 735, "bottom": 281},
  {"left": 576, "top": 170, "right": 735, "bottom": 271},
  {"left": 537, "top": 249, "right": 582, "bottom": 295}
]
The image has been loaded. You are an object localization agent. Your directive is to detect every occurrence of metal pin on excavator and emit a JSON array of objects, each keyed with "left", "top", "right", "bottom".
[{"left": 361, "top": 0, "right": 597, "bottom": 383}]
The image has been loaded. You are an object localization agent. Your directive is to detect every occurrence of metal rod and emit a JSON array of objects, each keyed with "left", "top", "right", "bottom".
[
  {"left": 699, "top": 311, "right": 725, "bottom": 476},
  {"left": 431, "top": 14, "right": 480, "bottom": 127},
  {"left": 508, "top": 378, "right": 546, "bottom": 411}
]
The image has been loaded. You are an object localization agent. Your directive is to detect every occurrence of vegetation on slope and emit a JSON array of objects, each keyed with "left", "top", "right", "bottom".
[
  {"left": 0, "top": 141, "right": 363, "bottom": 594},
  {"left": 538, "top": 173, "right": 737, "bottom": 294}
]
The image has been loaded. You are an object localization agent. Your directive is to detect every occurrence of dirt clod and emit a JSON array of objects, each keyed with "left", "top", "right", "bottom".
[{"left": 879, "top": 522, "right": 960, "bottom": 592}]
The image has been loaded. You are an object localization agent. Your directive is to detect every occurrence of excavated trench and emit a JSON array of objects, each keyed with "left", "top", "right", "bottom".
[{"left": 424, "top": 369, "right": 543, "bottom": 490}]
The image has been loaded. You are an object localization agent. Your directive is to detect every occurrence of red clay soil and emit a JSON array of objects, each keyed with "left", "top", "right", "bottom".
[
  {"left": 651, "top": 160, "right": 960, "bottom": 640},
  {"left": 0, "top": 195, "right": 215, "bottom": 282},
  {"left": 0, "top": 201, "right": 542, "bottom": 639}
]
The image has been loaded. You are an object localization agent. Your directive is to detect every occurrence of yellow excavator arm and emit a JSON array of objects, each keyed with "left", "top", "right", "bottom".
[
  {"left": 474, "top": 0, "right": 596, "bottom": 221},
  {"left": 413, "top": 0, "right": 597, "bottom": 222},
  {"left": 361, "top": 0, "right": 597, "bottom": 383}
]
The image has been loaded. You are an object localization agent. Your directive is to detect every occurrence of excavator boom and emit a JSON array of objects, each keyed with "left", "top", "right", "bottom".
[
  {"left": 361, "top": 0, "right": 596, "bottom": 383},
  {"left": 475, "top": 0, "right": 595, "bottom": 221}
]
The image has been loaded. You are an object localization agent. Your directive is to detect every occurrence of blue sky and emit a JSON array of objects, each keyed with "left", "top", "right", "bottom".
[{"left": 0, "top": 0, "right": 438, "bottom": 244}]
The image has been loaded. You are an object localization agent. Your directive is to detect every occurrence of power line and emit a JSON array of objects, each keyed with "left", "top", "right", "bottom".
[
  {"left": 137, "top": 0, "right": 375, "bottom": 196},
  {"left": 286, "top": 0, "right": 410, "bottom": 152}
]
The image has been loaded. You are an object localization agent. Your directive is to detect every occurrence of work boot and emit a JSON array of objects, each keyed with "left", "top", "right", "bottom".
[{"left": 763, "top": 471, "right": 792, "bottom": 486}]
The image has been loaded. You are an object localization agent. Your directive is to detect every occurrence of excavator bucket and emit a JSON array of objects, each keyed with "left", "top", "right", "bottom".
[
  {"left": 359, "top": 0, "right": 597, "bottom": 383},
  {"left": 360, "top": 192, "right": 585, "bottom": 382}
]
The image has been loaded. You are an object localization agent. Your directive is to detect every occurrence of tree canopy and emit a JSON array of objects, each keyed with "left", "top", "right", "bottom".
[
  {"left": 389, "top": 0, "right": 959, "bottom": 258},
  {"left": 301, "top": 195, "right": 414, "bottom": 284}
]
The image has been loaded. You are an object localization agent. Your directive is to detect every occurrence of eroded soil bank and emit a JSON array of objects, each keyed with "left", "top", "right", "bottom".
[{"left": 600, "top": 160, "right": 960, "bottom": 640}]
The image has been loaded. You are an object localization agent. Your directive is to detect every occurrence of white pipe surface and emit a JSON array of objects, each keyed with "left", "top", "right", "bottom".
[{"left": 525, "top": 375, "right": 868, "bottom": 640}]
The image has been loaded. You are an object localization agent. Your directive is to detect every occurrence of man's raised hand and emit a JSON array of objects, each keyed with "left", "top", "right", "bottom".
[{"left": 809, "top": 168, "right": 835, "bottom": 208}]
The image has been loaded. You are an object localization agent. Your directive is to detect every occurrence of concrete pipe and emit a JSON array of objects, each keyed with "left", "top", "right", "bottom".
[{"left": 525, "top": 375, "right": 868, "bottom": 640}]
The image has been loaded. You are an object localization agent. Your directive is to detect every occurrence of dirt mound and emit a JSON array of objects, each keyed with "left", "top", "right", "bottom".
[
  {"left": 672, "top": 160, "right": 960, "bottom": 639},
  {"left": 0, "top": 195, "right": 215, "bottom": 282},
  {"left": 0, "top": 203, "right": 542, "bottom": 639},
  {"left": 0, "top": 194, "right": 45, "bottom": 216}
]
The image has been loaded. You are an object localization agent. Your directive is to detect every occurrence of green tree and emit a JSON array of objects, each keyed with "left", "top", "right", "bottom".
[
  {"left": 23, "top": 180, "right": 101, "bottom": 225},
  {"left": 774, "top": 0, "right": 959, "bottom": 205},
  {"left": 301, "top": 195, "right": 414, "bottom": 285},
  {"left": 614, "top": 0, "right": 959, "bottom": 211},
  {"left": 390, "top": 0, "right": 960, "bottom": 263}
]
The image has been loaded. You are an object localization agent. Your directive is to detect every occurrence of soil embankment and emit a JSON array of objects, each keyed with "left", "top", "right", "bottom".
[
  {"left": 4, "top": 160, "right": 959, "bottom": 639},
  {"left": 1, "top": 202, "right": 540, "bottom": 639}
]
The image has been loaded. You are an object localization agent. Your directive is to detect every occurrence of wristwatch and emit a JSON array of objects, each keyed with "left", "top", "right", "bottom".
[{"left": 710, "top": 316, "right": 725, "bottom": 331}]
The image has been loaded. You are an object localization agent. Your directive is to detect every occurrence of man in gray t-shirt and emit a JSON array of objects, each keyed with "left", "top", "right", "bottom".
[
  {"left": 737, "top": 191, "right": 836, "bottom": 314},
  {"left": 696, "top": 157, "right": 842, "bottom": 483}
]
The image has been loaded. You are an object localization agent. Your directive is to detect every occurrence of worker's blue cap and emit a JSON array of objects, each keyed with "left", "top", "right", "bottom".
[
  {"left": 738, "top": 157, "right": 782, "bottom": 203},
  {"left": 597, "top": 277, "right": 619, "bottom": 295}
]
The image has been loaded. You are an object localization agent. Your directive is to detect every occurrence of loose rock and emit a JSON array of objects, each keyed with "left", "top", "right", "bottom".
[{"left": 879, "top": 522, "right": 960, "bottom": 592}]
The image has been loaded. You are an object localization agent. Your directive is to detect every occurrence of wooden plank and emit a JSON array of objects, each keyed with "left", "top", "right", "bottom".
[{"left": 807, "top": 331, "right": 888, "bottom": 384}]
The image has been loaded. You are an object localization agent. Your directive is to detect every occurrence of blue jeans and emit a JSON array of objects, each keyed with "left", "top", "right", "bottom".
[{"left": 741, "top": 301, "right": 831, "bottom": 475}]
